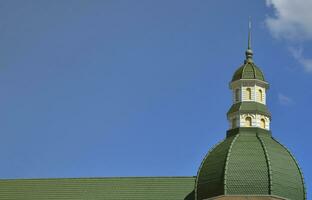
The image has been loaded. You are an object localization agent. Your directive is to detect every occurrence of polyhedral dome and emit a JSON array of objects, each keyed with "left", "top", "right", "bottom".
[
  {"left": 195, "top": 128, "right": 306, "bottom": 200},
  {"left": 232, "top": 61, "right": 265, "bottom": 82}
]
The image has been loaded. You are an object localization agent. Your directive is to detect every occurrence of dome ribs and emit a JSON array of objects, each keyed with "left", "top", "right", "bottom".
[
  {"left": 223, "top": 134, "right": 240, "bottom": 195},
  {"left": 257, "top": 134, "right": 273, "bottom": 195}
]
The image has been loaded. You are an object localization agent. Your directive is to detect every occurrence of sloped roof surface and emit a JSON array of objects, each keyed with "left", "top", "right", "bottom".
[
  {"left": 232, "top": 62, "right": 265, "bottom": 82},
  {"left": 0, "top": 177, "right": 195, "bottom": 200},
  {"left": 227, "top": 102, "right": 271, "bottom": 117},
  {"left": 195, "top": 129, "right": 306, "bottom": 200},
  {"left": 207, "top": 195, "right": 286, "bottom": 200}
]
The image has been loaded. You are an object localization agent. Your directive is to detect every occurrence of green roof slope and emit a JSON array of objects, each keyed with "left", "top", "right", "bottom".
[
  {"left": 232, "top": 62, "right": 265, "bottom": 82},
  {"left": 195, "top": 128, "right": 306, "bottom": 200},
  {"left": 0, "top": 177, "right": 195, "bottom": 200},
  {"left": 225, "top": 133, "right": 269, "bottom": 195},
  {"left": 259, "top": 136, "right": 306, "bottom": 200},
  {"left": 195, "top": 136, "right": 236, "bottom": 198},
  {"left": 227, "top": 102, "right": 271, "bottom": 117}
]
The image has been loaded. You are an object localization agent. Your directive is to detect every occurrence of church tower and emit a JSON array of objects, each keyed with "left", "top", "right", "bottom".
[
  {"left": 228, "top": 23, "right": 270, "bottom": 131},
  {"left": 194, "top": 24, "right": 306, "bottom": 200}
]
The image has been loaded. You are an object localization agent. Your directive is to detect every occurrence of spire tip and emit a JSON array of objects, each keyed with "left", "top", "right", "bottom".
[
  {"left": 248, "top": 17, "right": 251, "bottom": 50},
  {"left": 245, "top": 17, "right": 253, "bottom": 62}
]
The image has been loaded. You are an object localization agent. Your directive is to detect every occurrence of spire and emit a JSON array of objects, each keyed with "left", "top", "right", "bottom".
[
  {"left": 245, "top": 17, "right": 253, "bottom": 62},
  {"left": 248, "top": 18, "right": 251, "bottom": 50}
]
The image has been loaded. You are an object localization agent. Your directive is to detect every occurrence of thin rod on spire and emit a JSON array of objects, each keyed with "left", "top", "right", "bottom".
[
  {"left": 245, "top": 17, "right": 253, "bottom": 62},
  {"left": 248, "top": 17, "right": 251, "bottom": 50}
]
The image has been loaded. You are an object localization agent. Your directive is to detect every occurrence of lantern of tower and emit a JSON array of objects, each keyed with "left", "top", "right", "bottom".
[{"left": 228, "top": 28, "right": 270, "bottom": 130}]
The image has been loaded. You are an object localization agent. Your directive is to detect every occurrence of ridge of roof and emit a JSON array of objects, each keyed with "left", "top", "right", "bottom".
[
  {"left": 257, "top": 134, "right": 273, "bottom": 194},
  {"left": 223, "top": 134, "right": 240, "bottom": 195},
  {"left": 272, "top": 137, "right": 307, "bottom": 200},
  {"left": 195, "top": 139, "right": 228, "bottom": 200},
  {"left": 0, "top": 176, "right": 196, "bottom": 181}
]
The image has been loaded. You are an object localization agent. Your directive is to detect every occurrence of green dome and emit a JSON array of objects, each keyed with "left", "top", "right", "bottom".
[
  {"left": 195, "top": 128, "right": 306, "bottom": 200},
  {"left": 232, "top": 61, "right": 265, "bottom": 82}
]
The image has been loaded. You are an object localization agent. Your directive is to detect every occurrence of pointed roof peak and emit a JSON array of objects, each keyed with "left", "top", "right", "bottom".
[{"left": 245, "top": 17, "right": 253, "bottom": 63}]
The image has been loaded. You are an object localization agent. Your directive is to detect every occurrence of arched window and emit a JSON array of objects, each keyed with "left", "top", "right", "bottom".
[
  {"left": 232, "top": 118, "right": 236, "bottom": 128},
  {"left": 246, "top": 88, "right": 252, "bottom": 100},
  {"left": 245, "top": 117, "right": 252, "bottom": 127},
  {"left": 235, "top": 89, "right": 240, "bottom": 102},
  {"left": 260, "top": 118, "right": 266, "bottom": 129},
  {"left": 258, "top": 89, "right": 263, "bottom": 102}
]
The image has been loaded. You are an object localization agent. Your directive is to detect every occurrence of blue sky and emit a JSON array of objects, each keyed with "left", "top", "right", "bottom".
[{"left": 0, "top": 0, "right": 311, "bottom": 195}]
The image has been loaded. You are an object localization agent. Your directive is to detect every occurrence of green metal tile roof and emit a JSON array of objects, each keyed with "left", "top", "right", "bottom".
[
  {"left": 195, "top": 137, "right": 236, "bottom": 199},
  {"left": 0, "top": 177, "right": 195, "bottom": 200},
  {"left": 225, "top": 134, "right": 270, "bottom": 195},
  {"left": 227, "top": 102, "right": 271, "bottom": 117},
  {"left": 207, "top": 195, "right": 287, "bottom": 199},
  {"left": 195, "top": 129, "right": 306, "bottom": 200},
  {"left": 259, "top": 136, "right": 306, "bottom": 200},
  {"left": 232, "top": 61, "right": 265, "bottom": 82}
]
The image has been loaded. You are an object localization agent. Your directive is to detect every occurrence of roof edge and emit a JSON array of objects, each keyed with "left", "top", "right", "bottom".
[
  {"left": 257, "top": 134, "right": 273, "bottom": 194},
  {"left": 205, "top": 194, "right": 288, "bottom": 200},
  {"left": 0, "top": 176, "right": 196, "bottom": 181},
  {"left": 272, "top": 137, "right": 307, "bottom": 200},
  {"left": 223, "top": 134, "right": 240, "bottom": 195},
  {"left": 194, "top": 140, "right": 224, "bottom": 200},
  {"left": 226, "top": 127, "right": 271, "bottom": 138},
  {"left": 227, "top": 102, "right": 271, "bottom": 118},
  {"left": 229, "top": 79, "right": 269, "bottom": 89}
]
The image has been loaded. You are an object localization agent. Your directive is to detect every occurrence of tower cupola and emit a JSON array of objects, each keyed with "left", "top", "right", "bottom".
[{"left": 228, "top": 22, "right": 270, "bottom": 131}]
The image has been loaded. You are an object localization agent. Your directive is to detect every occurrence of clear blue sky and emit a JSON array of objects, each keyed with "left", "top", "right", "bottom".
[{"left": 0, "top": 0, "right": 310, "bottom": 195}]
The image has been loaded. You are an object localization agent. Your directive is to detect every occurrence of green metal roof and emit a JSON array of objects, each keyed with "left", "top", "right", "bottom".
[
  {"left": 195, "top": 128, "right": 306, "bottom": 200},
  {"left": 227, "top": 102, "right": 271, "bottom": 117},
  {"left": 207, "top": 195, "right": 287, "bottom": 199},
  {"left": 0, "top": 177, "right": 195, "bottom": 200},
  {"left": 232, "top": 61, "right": 265, "bottom": 82}
]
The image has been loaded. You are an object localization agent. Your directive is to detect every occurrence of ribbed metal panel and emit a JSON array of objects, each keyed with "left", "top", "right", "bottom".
[
  {"left": 196, "top": 129, "right": 305, "bottom": 200},
  {"left": 196, "top": 136, "right": 236, "bottom": 200},
  {"left": 232, "top": 62, "right": 265, "bottom": 82},
  {"left": 226, "top": 133, "right": 269, "bottom": 195},
  {"left": 259, "top": 135, "right": 306, "bottom": 200}
]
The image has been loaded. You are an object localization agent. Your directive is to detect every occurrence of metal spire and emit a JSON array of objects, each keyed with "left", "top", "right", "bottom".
[
  {"left": 245, "top": 17, "right": 253, "bottom": 62},
  {"left": 248, "top": 18, "right": 251, "bottom": 50}
]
